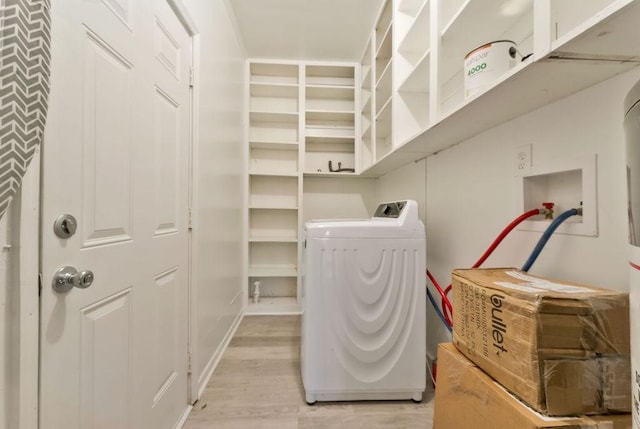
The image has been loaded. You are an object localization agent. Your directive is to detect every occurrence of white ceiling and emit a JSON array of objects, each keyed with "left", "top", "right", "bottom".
[{"left": 227, "top": 0, "right": 384, "bottom": 62}]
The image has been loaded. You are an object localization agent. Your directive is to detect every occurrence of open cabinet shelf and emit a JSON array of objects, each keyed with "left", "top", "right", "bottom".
[{"left": 360, "top": 0, "right": 640, "bottom": 177}]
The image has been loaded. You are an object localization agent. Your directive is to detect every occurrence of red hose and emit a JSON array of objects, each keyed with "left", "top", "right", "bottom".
[
  {"left": 439, "top": 208, "right": 544, "bottom": 324},
  {"left": 471, "top": 208, "right": 543, "bottom": 269},
  {"left": 427, "top": 269, "right": 453, "bottom": 327}
]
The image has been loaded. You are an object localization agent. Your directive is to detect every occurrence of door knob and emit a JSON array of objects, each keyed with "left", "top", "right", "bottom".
[{"left": 52, "top": 266, "right": 95, "bottom": 293}]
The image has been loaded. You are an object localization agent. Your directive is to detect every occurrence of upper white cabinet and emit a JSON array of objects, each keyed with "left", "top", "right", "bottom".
[{"left": 360, "top": 0, "right": 640, "bottom": 176}]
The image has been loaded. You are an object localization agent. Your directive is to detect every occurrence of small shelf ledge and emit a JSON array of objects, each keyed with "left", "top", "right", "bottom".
[
  {"left": 245, "top": 297, "right": 300, "bottom": 316},
  {"left": 362, "top": 65, "right": 372, "bottom": 87},
  {"left": 248, "top": 171, "right": 298, "bottom": 177},
  {"left": 249, "top": 140, "right": 298, "bottom": 151},
  {"left": 306, "top": 85, "right": 355, "bottom": 100},
  {"left": 250, "top": 111, "right": 299, "bottom": 123},
  {"left": 249, "top": 205, "right": 298, "bottom": 210},
  {"left": 398, "top": 50, "right": 430, "bottom": 93},
  {"left": 375, "top": 58, "right": 393, "bottom": 89},
  {"left": 249, "top": 236, "right": 298, "bottom": 243},
  {"left": 375, "top": 97, "right": 392, "bottom": 121},
  {"left": 306, "top": 110, "right": 355, "bottom": 122},
  {"left": 376, "top": 21, "right": 393, "bottom": 57},
  {"left": 250, "top": 82, "right": 299, "bottom": 98},
  {"left": 306, "top": 130, "right": 355, "bottom": 141},
  {"left": 303, "top": 171, "right": 358, "bottom": 178},
  {"left": 248, "top": 266, "right": 297, "bottom": 277},
  {"left": 397, "top": 0, "right": 430, "bottom": 59}
]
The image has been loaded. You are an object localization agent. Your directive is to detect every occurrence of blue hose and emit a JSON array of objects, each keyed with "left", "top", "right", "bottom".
[
  {"left": 521, "top": 208, "right": 579, "bottom": 272},
  {"left": 427, "top": 287, "right": 453, "bottom": 333}
]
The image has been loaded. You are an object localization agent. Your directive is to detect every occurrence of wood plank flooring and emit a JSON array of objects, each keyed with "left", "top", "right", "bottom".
[{"left": 184, "top": 315, "right": 434, "bottom": 429}]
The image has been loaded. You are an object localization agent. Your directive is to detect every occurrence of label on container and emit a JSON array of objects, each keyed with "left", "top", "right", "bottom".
[
  {"left": 499, "top": 270, "right": 594, "bottom": 294},
  {"left": 464, "top": 41, "right": 516, "bottom": 100}
]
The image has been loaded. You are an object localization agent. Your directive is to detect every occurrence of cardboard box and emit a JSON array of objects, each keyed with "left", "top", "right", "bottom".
[
  {"left": 451, "top": 268, "right": 631, "bottom": 415},
  {"left": 434, "top": 343, "right": 632, "bottom": 429}
]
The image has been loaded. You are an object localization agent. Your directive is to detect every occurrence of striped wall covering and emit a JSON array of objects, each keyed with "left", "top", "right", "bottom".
[{"left": 0, "top": 0, "right": 51, "bottom": 220}]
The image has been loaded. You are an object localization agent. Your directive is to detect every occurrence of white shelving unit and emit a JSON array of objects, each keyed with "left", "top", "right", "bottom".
[
  {"left": 374, "top": 0, "right": 394, "bottom": 161},
  {"left": 360, "top": 36, "right": 375, "bottom": 171},
  {"left": 358, "top": 0, "right": 640, "bottom": 177},
  {"left": 246, "top": 60, "right": 361, "bottom": 315},
  {"left": 247, "top": 62, "right": 301, "bottom": 314},
  {"left": 304, "top": 64, "right": 357, "bottom": 175},
  {"left": 395, "top": 0, "right": 431, "bottom": 144}
]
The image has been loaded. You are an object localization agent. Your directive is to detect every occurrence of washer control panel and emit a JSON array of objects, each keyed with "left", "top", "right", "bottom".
[{"left": 373, "top": 201, "right": 407, "bottom": 218}]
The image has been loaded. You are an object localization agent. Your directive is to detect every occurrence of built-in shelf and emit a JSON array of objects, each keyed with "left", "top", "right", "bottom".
[
  {"left": 306, "top": 128, "right": 355, "bottom": 140},
  {"left": 248, "top": 266, "right": 297, "bottom": 277},
  {"left": 249, "top": 140, "right": 298, "bottom": 151},
  {"left": 375, "top": 58, "right": 393, "bottom": 89},
  {"left": 397, "top": 0, "right": 430, "bottom": 61},
  {"left": 248, "top": 171, "right": 298, "bottom": 177},
  {"left": 306, "top": 85, "right": 354, "bottom": 98},
  {"left": 250, "top": 82, "right": 299, "bottom": 98},
  {"left": 361, "top": 116, "right": 371, "bottom": 137},
  {"left": 362, "top": 89, "right": 372, "bottom": 112},
  {"left": 249, "top": 205, "right": 299, "bottom": 211},
  {"left": 249, "top": 111, "right": 299, "bottom": 123},
  {"left": 305, "top": 110, "right": 355, "bottom": 122},
  {"left": 362, "top": 65, "right": 372, "bottom": 88},
  {"left": 249, "top": 205, "right": 298, "bottom": 211},
  {"left": 398, "top": 50, "right": 430, "bottom": 93},
  {"left": 357, "top": 0, "right": 640, "bottom": 178},
  {"left": 397, "top": 0, "right": 424, "bottom": 15},
  {"left": 245, "top": 297, "right": 300, "bottom": 315},
  {"left": 247, "top": 59, "right": 360, "bottom": 314},
  {"left": 303, "top": 171, "right": 358, "bottom": 178},
  {"left": 250, "top": 63, "right": 299, "bottom": 85},
  {"left": 439, "top": 0, "right": 533, "bottom": 93},
  {"left": 376, "top": 97, "right": 392, "bottom": 121},
  {"left": 249, "top": 236, "right": 298, "bottom": 243}
]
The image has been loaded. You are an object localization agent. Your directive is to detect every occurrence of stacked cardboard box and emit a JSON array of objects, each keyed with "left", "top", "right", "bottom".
[
  {"left": 433, "top": 343, "right": 632, "bottom": 429},
  {"left": 450, "top": 268, "right": 632, "bottom": 416}
]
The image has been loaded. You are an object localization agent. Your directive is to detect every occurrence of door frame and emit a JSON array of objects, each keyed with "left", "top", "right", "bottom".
[{"left": 165, "top": 0, "right": 200, "bottom": 406}]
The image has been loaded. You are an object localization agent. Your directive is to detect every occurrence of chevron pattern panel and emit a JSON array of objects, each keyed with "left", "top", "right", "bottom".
[{"left": 0, "top": 0, "right": 51, "bottom": 220}]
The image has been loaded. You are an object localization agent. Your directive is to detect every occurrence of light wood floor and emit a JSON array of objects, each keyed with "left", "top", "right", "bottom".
[{"left": 184, "top": 315, "right": 434, "bottom": 429}]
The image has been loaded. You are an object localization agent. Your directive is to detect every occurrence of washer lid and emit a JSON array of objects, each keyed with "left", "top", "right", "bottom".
[{"left": 305, "top": 200, "right": 425, "bottom": 239}]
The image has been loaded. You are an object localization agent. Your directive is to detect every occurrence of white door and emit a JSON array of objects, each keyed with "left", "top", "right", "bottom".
[{"left": 40, "top": 1, "right": 192, "bottom": 428}]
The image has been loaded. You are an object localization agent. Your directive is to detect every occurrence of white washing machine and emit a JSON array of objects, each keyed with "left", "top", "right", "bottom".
[{"left": 301, "top": 200, "right": 426, "bottom": 404}]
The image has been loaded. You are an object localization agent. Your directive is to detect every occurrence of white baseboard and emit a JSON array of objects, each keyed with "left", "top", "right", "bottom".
[
  {"left": 174, "top": 404, "right": 193, "bottom": 429},
  {"left": 196, "top": 310, "right": 244, "bottom": 399}
]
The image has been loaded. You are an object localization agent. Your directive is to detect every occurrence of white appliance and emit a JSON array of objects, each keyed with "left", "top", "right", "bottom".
[
  {"left": 301, "top": 200, "right": 426, "bottom": 404},
  {"left": 624, "top": 80, "right": 640, "bottom": 429}
]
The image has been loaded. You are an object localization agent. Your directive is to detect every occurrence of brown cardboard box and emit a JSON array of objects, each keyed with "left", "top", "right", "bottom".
[
  {"left": 451, "top": 268, "right": 631, "bottom": 415},
  {"left": 600, "top": 356, "right": 633, "bottom": 412},
  {"left": 433, "top": 343, "right": 632, "bottom": 429}
]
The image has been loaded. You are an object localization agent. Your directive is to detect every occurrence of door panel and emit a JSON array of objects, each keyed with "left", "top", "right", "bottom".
[
  {"left": 41, "top": 1, "right": 191, "bottom": 428},
  {"left": 82, "top": 30, "right": 134, "bottom": 246},
  {"left": 79, "top": 289, "right": 133, "bottom": 429},
  {"left": 154, "top": 88, "right": 180, "bottom": 234}
]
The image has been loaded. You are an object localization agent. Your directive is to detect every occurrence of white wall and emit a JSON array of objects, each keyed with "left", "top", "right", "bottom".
[
  {"left": 379, "top": 66, "right": 640, "bottom": 357},
  {"left": 181, "top": 0, "right": 247, "bottom": 396},
  {"left": 303, "top": 177, "right": 379, "bottom": 222}
]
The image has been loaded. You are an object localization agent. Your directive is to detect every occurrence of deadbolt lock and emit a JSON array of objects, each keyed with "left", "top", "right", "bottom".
[{"left": 53, "top": 214, "right": 77, "bottom": 238}]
